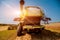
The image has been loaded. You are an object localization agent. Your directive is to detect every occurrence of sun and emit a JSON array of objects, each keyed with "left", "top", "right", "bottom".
[
  {"left": 14, "top": 9, "right": 26, "bottom": 18},
  {"left": 15, "top": 11, "right": 21, "bottom": 17}
]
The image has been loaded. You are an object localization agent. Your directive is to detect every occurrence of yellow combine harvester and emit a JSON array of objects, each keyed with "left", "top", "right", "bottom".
[{"left": 14, "top": 0, "right": 45, "bottom": 36}]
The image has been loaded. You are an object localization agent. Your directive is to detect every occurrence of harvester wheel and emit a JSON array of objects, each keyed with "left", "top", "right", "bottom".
[
  {"left": 17, "top": 23, "right": 24, "bottom": 36},
  {"left": 17, "top": 26, "right": 22, "bottom": 36}
]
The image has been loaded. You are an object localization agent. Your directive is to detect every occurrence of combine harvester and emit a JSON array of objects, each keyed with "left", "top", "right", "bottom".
[{"left": 14, "top": 0, "right": 50, "bottom": 36}]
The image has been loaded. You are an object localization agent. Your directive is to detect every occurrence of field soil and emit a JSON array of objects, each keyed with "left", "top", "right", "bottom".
[{"left": 15, "top": 30, "right": 60, "bottom": 40}]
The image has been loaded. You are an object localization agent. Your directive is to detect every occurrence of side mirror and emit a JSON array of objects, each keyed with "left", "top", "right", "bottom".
[{"left": 13, "top": 17, "right": 21, "bottom": 21}]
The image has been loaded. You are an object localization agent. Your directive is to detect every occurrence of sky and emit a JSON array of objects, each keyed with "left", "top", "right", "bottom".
[{"left": 0, "top": 0, "right": 60, "bottom": 24}]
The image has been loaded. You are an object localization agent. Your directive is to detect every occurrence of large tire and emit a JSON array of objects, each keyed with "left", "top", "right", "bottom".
[{"left": 17, "top": 24, "right": 23, "bottom": 36}]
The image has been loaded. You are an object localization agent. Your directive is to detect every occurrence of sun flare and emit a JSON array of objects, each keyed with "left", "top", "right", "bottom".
[{"left": 15, "top": 11, "right": 21, "bottom": 17}]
